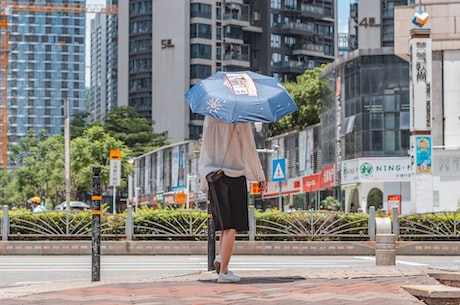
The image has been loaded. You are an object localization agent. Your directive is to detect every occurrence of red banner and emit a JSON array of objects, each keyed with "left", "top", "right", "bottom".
[
  {"left": 320, "top": 165, "right": 335, "bottom": 189},
  {"left": 302, "top": 174, "right": 320, "bottom": 192}
]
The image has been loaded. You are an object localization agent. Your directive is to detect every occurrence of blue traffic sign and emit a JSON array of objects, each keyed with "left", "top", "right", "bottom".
[{"left": 272, "top": 159, "right": 286, "bottom": 182}]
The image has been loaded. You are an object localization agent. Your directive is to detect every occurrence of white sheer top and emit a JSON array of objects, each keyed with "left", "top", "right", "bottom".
[{"left": 199, "top": 116, "right": 266, "bottom": 191}]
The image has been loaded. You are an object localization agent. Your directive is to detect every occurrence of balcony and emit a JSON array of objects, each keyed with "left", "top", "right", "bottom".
[
  {"left": 281, "top": 22, "right": 315, "bottom": 36},
  {"left": 222, "top": 50, "right": 250, "bottom": 69},
  {"left": 292, "top": 43, "right": 324, "bottom": 57},
  {"left": 272, "top": 60, "right": 310, "bottom": 74},
  {"left": 222, "top": 13, "right": 250, "bottom": 28}
]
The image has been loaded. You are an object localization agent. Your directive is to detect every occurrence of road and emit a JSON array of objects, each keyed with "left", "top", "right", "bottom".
[{"left": 1, "top": 255, "right": 460, "bottom": 286}]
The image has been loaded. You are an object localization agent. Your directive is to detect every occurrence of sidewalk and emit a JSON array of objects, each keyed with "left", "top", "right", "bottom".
[{"left": 0, "top": 266, "right": 439, "bottom": 304}]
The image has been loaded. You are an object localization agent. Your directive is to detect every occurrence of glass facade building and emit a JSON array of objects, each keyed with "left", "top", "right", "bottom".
[
  {"left": 128, "top": 0, "right": 153, "bottom": 120},
  {"left": 343, "top": 54, "right": 410, "bottom": 159},
  {"left": 8, "top": 0, "right": 86, "bottom": 166}
]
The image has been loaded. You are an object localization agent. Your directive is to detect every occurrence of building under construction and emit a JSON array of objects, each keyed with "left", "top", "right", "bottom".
[{"left": 0, "top": 0, "right": 116, "bottom": 168}]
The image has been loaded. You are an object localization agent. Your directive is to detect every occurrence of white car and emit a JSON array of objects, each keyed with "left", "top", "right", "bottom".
[{"left": 54, "top": 201, "right": 91, "bottom": 211}]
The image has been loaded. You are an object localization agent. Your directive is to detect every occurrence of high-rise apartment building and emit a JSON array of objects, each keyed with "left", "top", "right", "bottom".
[
  {"left": 89, "top": 13, "right": 107, "bottom": 121},
  {"left": 89, "top": 0, "right": 118, "bottom": 122},
  {"left": 90, "top": 0, "right": 336, "bottom": 143},
  {"left": 6, "top": 0, "right": 87, "bottom": 167}
]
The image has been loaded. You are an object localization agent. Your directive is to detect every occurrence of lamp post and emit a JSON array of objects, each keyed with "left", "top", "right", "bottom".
[{"left": 62, "top": 99, "right": 71, "bottom": 212}]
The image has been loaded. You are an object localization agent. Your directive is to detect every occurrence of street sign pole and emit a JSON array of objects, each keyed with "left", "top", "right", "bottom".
[
  {"left": 109, "top": 150, "right": 122, "bottom": 214},
  {"left": 272, "top": 158, "right": 286, "bottom": 211},
  {"left": 278, "top": 181, "right": 282, "bottom": 211}
]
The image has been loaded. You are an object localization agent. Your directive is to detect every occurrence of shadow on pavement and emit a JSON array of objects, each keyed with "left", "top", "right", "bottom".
[{"left": 199, "top": 276, "right": 305, "bottom": 284}]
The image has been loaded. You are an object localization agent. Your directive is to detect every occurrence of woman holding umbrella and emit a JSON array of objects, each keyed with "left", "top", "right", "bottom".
[
  {"left": 199, "top": 116, "right": 266, "bottom": 283},
  {"left": 187, "top": 71, "right": 297, "bottom": 283}
]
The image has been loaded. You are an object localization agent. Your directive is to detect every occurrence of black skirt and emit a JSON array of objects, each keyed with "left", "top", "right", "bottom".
[{"left": 208, "top": 174, "right": 248, "bottom": 232}]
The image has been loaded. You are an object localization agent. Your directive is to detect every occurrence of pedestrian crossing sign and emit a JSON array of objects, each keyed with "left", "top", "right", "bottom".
[{"left": 272, "top": 159, "right": 286, "bottom": 182}]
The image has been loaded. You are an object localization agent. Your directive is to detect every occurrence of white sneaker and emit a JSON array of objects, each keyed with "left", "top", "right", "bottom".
[
  {"left": 217, "top": 270, "right": 240, "bottom": 283},
  {"left": 213, "top": 255, "right": 221, "bottom": 274}
]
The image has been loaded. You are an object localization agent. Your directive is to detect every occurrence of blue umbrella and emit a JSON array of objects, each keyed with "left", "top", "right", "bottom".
[{"left": 185, "top": 71, "right": 298, "bottom": 123}]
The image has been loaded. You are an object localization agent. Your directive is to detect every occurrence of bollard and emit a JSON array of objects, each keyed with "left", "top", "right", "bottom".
[
  {"left": 248, "top": 205, "right": 255, "bottom": 241},
  {"left": 2, "top": 205, "right": 8, "bottom": 241},
  {"left": 375, "top": 234, "right": 396, "bottom": 266}
]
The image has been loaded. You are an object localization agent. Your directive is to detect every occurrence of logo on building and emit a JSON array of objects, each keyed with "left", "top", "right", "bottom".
[{"left": 360, "top": 162, "right": 373, "bottom": 177}]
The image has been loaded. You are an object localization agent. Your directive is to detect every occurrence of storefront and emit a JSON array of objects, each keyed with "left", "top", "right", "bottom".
[{"left": 341, "top": 157, "right": 412, "bottom": 214}]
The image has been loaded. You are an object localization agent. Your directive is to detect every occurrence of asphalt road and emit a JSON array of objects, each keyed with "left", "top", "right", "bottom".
[{"left": 1, "top": 255, "right": 459, "bottom": 287}]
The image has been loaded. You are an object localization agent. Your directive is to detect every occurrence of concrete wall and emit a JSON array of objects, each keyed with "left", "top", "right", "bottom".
[
  {"left": 394, "top": 1, "right": 460, "bottom": 61},
  {"left": 117, "top": 0, "right": 129, "bottom": 107},
  {"left": 357, "top": 0, "right": 382, "bottom": 49},
  {"left": 152, "top": 1, "right": 190, "bottom": 142}
]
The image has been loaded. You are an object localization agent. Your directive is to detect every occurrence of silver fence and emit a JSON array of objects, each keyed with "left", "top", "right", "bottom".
[{"left": 2, "top": 204, "right": 459, "bottom": 241}]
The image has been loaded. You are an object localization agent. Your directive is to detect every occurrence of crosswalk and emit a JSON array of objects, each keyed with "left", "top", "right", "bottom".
[{"left": 0, "top": 255, "right": 459, "bottom": 286}]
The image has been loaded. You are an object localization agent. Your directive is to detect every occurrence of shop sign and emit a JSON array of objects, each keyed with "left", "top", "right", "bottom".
[
  {"left": 342, "top": 158, "right": 412, "bottom": 183},
  {"left": 320, "top": 165, "right": 335, "bottom": 189},
  {"left": 302, "top": 173, "right": 320, "bottom": 192}
]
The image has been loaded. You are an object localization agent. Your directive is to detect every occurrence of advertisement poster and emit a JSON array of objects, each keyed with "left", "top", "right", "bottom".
[
  {"left": 306, "top": 128, "right": 314, "bottom": 175},
  {"left": 387, "top": 195, "right": 401, "bottom": 215},
  {"left": 171, "top": 146, "right": 179, "bottom": 189},
  {"left": 416, "top": 136, "right": 432, "bottom": 174},
  {"left": 156, "top": 152, "right": 163, "bottom": 192},
  {"left": 298, "top": 130, "right": 306, "bottom": 175}
]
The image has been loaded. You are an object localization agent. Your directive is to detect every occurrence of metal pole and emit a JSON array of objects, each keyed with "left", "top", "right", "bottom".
[
  {"left": 91, "top": 166, "right": 101, "bottom": 282},
  {"left": 112, "top": 185, "right": 116, "bottom": 214},
  {"left": 278, "top": 181, "right": 282, "bottom": 211},
  {"left": 207, "top": 195, "right": 216, "bottom": 271},
  {"left": 186, "top": 174, "right": 190, "bottom": 209},
  {"left": 63, "top": 99, "right": 71, "bottom": 233}
]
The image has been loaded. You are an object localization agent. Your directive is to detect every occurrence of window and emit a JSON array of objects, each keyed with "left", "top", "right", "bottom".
[
  {"left": 191, "top": 3, "right": 212, "bottom": 19},
  {"left": 400, "top": 112, "right": 409, "bottom": 129},
  {"left": 270, "top": 34, "right": 281, "bottom": 48},
  {"left": 270, "top": 0, "right": 281, "bottom": 9},
  {"left": 284, "top": 36, "right": 296, "bottom": 48},
  {"left": 190, "top": 44, "right": 212, "bottom": 59},
  {"left": 190, "top": 64, "right": 211, "bottom": 79},
  {"left": 271, "top": 52, "right": 282, "bottom": 67},
  {"left": 190, "top": 23, "right": 212, "bottom": 39},
  {"left": 270, "top": 13, "right": 282, "bottom": 28}
]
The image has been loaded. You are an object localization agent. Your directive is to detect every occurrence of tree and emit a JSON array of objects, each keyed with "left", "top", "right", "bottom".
[
  {"left": 4, "top": 126, "right": 134, "bottom": 207},
  {"left": 71, "top": 126, "right": 134, "bottom": 196},
  {"left": 9, "top": 131, "right": 66, "bottom": 206},
  {"left": 268, "top": 65, "right": 333, "bottom": 136},
  {"left": 70, "top": 110, "right": 101, "bottom": 139},
  {"left": 102, "top": 106, "right": 170, "bottom": 156}
]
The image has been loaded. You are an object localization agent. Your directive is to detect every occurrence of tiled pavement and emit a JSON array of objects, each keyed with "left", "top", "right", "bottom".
[{"left": 0, "top": 266, "right": 441, "bottom": 304}]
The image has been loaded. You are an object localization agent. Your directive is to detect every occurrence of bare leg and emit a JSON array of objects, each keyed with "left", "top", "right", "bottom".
[{"left": 219, "top": 228, "right": 236, "bottom": 274}]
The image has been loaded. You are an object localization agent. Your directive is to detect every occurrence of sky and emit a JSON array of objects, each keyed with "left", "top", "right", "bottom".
[{"left": 338, "top": 0, "right": 351, "bottom": 33}]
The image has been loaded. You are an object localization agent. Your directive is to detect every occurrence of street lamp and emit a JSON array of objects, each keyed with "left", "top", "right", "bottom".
[{"left": 62, "top": 98, "right": 71, "bottom": 212}]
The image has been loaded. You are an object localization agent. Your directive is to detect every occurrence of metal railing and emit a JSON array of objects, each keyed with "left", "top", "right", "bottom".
[
  {"left": 395, "top": 210, "right": 460, "bottom": 240},
  {"left": 2, "top": 205, "right": 375, "bottom": 241},
  {"left": 2, "top": 204, "right": 459, "bottom": 242}
]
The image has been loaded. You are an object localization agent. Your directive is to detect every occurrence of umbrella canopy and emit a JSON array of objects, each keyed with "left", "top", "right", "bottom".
[{"left": 185, "top": 71, "right": 298, "bottom": 123}]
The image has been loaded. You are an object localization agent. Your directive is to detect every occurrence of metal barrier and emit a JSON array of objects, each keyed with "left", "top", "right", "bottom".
[{"left": 4, "top": 204, "right": 459, "bottom": 242}]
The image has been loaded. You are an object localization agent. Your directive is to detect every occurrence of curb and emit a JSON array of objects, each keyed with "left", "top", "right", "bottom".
[{"left": 1, "top": 240, "right": 460, "bottom": 256}]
